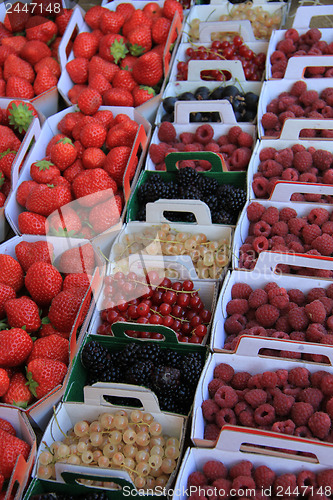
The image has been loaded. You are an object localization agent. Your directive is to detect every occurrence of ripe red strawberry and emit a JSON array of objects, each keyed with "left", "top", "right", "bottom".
[
  {"left": 106, "top": 119, "right": 139, "bottom": 149},
  {"left": 63, "top": 158, "right": 84, "bottom": 183},
  {"left": 4, "top": 3, "right": 30, "bottom": 32},
  {"left": 39, "top": 322, "right": 69, "bottom": 339},
  {"left": 15, "top": 240, "right": 53, "bottom": 272},
  {"left": 63, "top": 273, "right": 91, "bottom": 293},
  {"left": 27, "top": 334, "right": 69, "bottom": 365},
  {"left": 77, "top": 87, "right": 102, "bottom": 116},
  {"left": 0, "top": 255, "right": 23, "bottom": 292},
  {"left": 4, "top": 55, "right": 35, "bottom": 84},
  {"left": 34, "top": 66, "right": 58, "bottom": 96},
  {"left": 85, "top": 5, "right": 107, "bottom": 30},
  {"left": 30, "top": 159, "right": 60, "bottom": 184},
  {"left": 50, "top": 137, "right": 77, "bottom": 170},
  {"left": 46, "top": 134, "right": 66, "bottom": 156},
  {"left": 152, "top": 17, "right": 173, "bottom": 45},
  {"left": 7, "top": 100, "right": 38, "bottom": 134},
  {"left": 0, "top": 283, "right": 16, "bottom": 319},
  {"left": 88, "top": 56, "right": 119, "bottom": 82},
  {"left": 18, "top": 212, "right": 49, "bottom": 235},
  {"left": 99, "top": 34, "right": 128, "bottom": 64},
  {"left": 35, "top": 56, "right": 61, "bottom": 78},
  {"left": 2, "top": 36, "right": 27, "bottom": 54},
  {"left": 143, "top": 2, "right": 163, "bottom": 19},
  {"left": 0, "top": 149, "right": 16, "bottom": 179},
  {"left": 0, "top": 427, "right": 30, "bottom": 479},
  {"left": 103, "top": 88, "right": 134, "bottom": 107},
  {"left": 26, "top": 358, "right": 67, "bottom": 399},
  {"left": 132, "top": 51, "right": 163, "bottom": 86},
  {"left": 66, "top": 58, "right": 89, "bottom": 84},
  {"left": 0, "top": 417, "right": 15, "bottom": 435},
  {"left": 116, "top": 3, "right": 135, "bottom": 21},
  {"left": 104, "top": 146, "right": 132, "bottom": 185},
  {"left": 20, "top": 40, "right": 51, "bottom": 65},
  {"left": 162, "top": 0, "right": 183, "bottom": 22},
  {"left": 120, "top": 54, "right": 137, "bottom": 71},
  {"left": 80, "top": 121, "right": 106, "bottom": 149},
  {"left": 0, "top": 328, "right": 33, "bottom": 366},
  {"left": 72, "top": 168, "right": 117, "bottom": 207},
  {"left": 0, "top": 46, "right": 15, "bottom": 66},
  {"left": 58, "top": 112, "right": 83, "bottom": 137},
  {"left": 88, "top": 73, "right": 111, "bottom": 96},
  {"left": 25, "top": 262, "right": 62, "bottom": 306},
  {"left": 73, "top": 32, "right": 99, "bottom": 60},
  {"left": 100, "top": 10, "right": 125, "bottom": 35},
  {"left": 0, "top": 369, "right": 10, "bottom": 397},
  {"left": 6, "top": 76, "right": 34, "bottom": 99},
  {"left": 5, "top": 297, "right": 41, "bottom": 332},
  {"left": 16, "top": 180, "right": 38, "bottom": 206},
  {"left": 133, "top": 85, "right": 155, "bottom": 106},
  {"left": 25, "top": 16, "right": 57, "bottom": 44},
  {"left": 122, "top": 10, "right": 152, "bottom": 38},
  {"left": 25, "top": 183, "right": 72, "bottom": 217},
  {"left": 49, "top": 206, "right": 82, "bottom": 236},
  {"left": 0, "top": 125, "right": 19, "bottom": 153},
  {"left": 58, "top": 243, "right": 95, "bottom": 275},
  {"left": 55, "top": 8, "right": 73, "bottom": 35},
  {"left": 127, "top": 26, "right": 152, "bottom": 56},
  {"left": 112, "top": 69, "right": 137, "bottom": 92},
  {"left": 82, "top": 147, "right": 106, "bottom": 170},
  {"left": 88, "top": 194, "right": 122, "bottom": 234},
  {"left": 1, "top": 372, "right": 33, "bottom": 408},
  {"left": 48, "top": 290, "right": 84, "bottom": 332},
  {"left": 93, "top": 109, "right": 114, "bottom": 129}
]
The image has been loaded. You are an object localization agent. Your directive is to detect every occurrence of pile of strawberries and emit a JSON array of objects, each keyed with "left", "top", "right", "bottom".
[
  {"left": 66, "top": 0, "right": 183, "bottom": 108},
  {"left": 261, "top": 80, "right": 333, "bottom": 138},
  {"left": 0, "top": 239, "right": 95, "bottom": 408},
  {"left": 150, "top": 122, "right": 254, "bottom": 171},
  {"left": 270, "top": 27, "right": 333, "bottom": 78},
  {"left": 0, "top": 1, "right": 72, "bottom": 98},
  {"left": 223, "top": 281, "right": 333, "bottom": 353},
  {"left": 239, "top": 203, "right": 333, "bottom": 272},
  {"left": 252, "top": 144, "right": 333, "bottom": 201},
  {"left": 15, "top": 101, "right": 142, "bottom": 238},
  {"left": 201, "top": 363, "right": 333, "bottom": 443}
]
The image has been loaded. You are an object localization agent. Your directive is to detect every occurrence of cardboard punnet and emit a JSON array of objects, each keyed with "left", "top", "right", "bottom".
[
  {"left": 266, "top": 5, "right": 333, "bottom": 80},
  {"left": 0, "top": 234, "right": 106, "bottom": 429},
  {"left": 211, "top": 251, "right": 333, "bottom": 352},
  {"left": 33, "top": 386, "right": 186, "bottom": 498},
  {"left": 232, "top": 198, "right": 333, "bottom": 269},
  {"left": 174, "top": 427, "right": 333, "bottom": 500},
  {"left": 0, "top": 406, "right": 36, "bottom": 500},
  {"left": 58, "top": 4, "right": 182, "bottom": 124},
  {"left": 191, "top": 337, "right": 333, "bottom": 447},
  {"left": 258, "top": 80, "right": 333, "bottom": 139}
]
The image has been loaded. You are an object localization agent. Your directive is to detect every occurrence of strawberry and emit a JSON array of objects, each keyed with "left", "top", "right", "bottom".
[
  {"left": 0, "top": 418, "right": 16, "bottom": 436},
  {"left": 104, "top": 146, "right": 132, "bottom": 185},
  {"left": 72, "top": 168, "right": 117, "bottom": 207},
  {"left": 26, "top": 358, "right": 67, "bottom": 399},
  {"left": 88, "top": 56, "right": 119, "bottom": 82},
  {"left": 50, "top": 137, "right": 77, "bottom": 170},
  {"left": 4, "top": 3, "right": 30, "bottom": 32},
  {"left": 20, "top": 40, "right": 51, "bottom": 66},
  {"left": 34, "top": 56, "right": 61, "bottom": 78},
  {"left": 0, "top": 46, "right": 15, "bottom": 66},
  {"left": 6, "top": 76, "right": 34, "bottom": 99},
  {"left": 143, "top": 2, "right": 163, "bottom": 19},
  {"left": 106, "top": 119, "right": 138, "bottom": 149},
  {"left": 63, "top": 273, "right": 91, "bottom": 293},
  {"left": 93, "top": 109, "right": 114, "bottom": 129},
  {"left": 77, "top": 87, "right": 102, "bottom": 116},
  {"left": 25, "top": 16, "right": 57, "bottom": 44},
  {"left": 0, "top": 427, "right": 30, "bottom": 479},
  {"left": 39, "top": 322, "right": 69, "bottom": 339},
  {"left": 0, "top": 149, "right": 16, "bottom": 179},
  {"left": 25, "top": 262, "right": 62, "bottom": 306},
  {"left": 58, "top": 243, "right": 95, "bottom": 275},
  {"left": 58, "top": 112, "right": 83, "bottom": 137},
  {"left": 63, "top": 159, "right": 84, "bottom": 183},
  {"left": 82, "top": 147, "right": 106, "bottom": 169},
  {"left": 0, "top": 369, "right": 10, "bottom": 398},
  {"left": 88, "top": 194, "right": 123, "bottom": 234},
  {"left": 152, "top": 17, "right": 173, "bottom": 45},
  {"left": 27, "top": 334, "right": 69, "bottom": 365},
  {"left": 73, "top": 32, "right": 99, "bottom": 60},
  {"left": 0, "top": 125, "right": 19, "bottom": 153},
  {"left": 99, "top": 11, "right": 125, "bottom": 35},
  {"left": 122, "top": 10, "right": 152, "bottom": 38},
  {"left": 85, "top": 6, "right": 107, "bottom": 30},
  {"left": 0, "top": 283, "right": 16, "bottom": 319},
  {"left": 99, "top": 34, "right": 128, "bottom": 64},
  {"left": 1, "top": 372, "right": 32, "bottom": 408},
  {"left": 120, "top": 54, "right": 137, "bottom": 71},
  {"left": 46, "top": 134, "right": 66, "bottom": 156},
  {"left": 0, "top": 255, "right": 23, "bottom": 292},
  {"left": 103, "top": 88, "right": 134, "bottom": 107},
  {"left": 15, "top": 240, "right": 53, "bottom": 272},
  {"left": 18, "top": 212, "right": 49, "bottom": 235},
  {"left": 16, "top": 180, "right": 38, "bottom": 207},
  {"left": 88, "top": 73, "right": 111, "bottom": 96},
  {"left": 4, "top": 55, "right": 34, "bottom": 84},
  {"left": 116, "top": 3, "right": 135, "bottom": 22},
  {"left": 66, "top": 58, "right": 89, "bottom": 84},
  {"left": 34, "top": 66, "right": 58, "bottom": 96},
  {"left": 80, "top": 122, "right": 106, "bottom": 149},
  {"left": 132, "top": 51, "right": 163, "bottom": 86},
  {"left": 7, "top": 100, "right": 38, "bottom": 134},
  {"left": 133, "top": 85, "right": 155, "bottom": 106},
  {"left": 112, "top": 70, "right": 137, "bottom": 92},
  {"left": 1, "top": 36, "right": 27, "bottom": 54},
  {"left": 48, "top": 290, "right": 84, "bottom": 332},
  {"left": 162, "top": 0, "right": 183, "bottom": 22},
  {"left": 5, "top": 297, "right": 41, "bottom": 332},
  {"left": 127, "top": 26, "right": 152, "bottom": 56},
  {"left": 25, "top": 183, "right": 72, "bottom": 217},
  {"left": 49, "top": 206, "right": 82, "bottom": 236},
  {"left": 55, "top": 8, "right": 73, "bottom": 35},
  {"left": 0, "top": 193, "right": 6, "bottom": 207},
  {"left": 0, "top": 328, "right": 33, "bottom": 366},
  {"left": 30, "top": 159, "right": 60, "bottom": 184}
]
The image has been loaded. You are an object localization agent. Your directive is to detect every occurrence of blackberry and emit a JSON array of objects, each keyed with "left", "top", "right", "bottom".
[
  {"left": 135, "top": 343, "right": 162, "bottom": 363},
  {"left": 81, "top": 341, "right": 112, "bottom": 375},
  {"left": 164, "top": 211, "right": 196, "bottom": 223},
  {"left": 166, "top": 180, "right": 180, "bottom": 198},
  {"left": 179, "top": 185, "right": 201, "bottom": 200},
  {"left": 152, "top": 366, "right": 181, "bottom": 391},
  {"left": 180, "top": 353, "right": 204, "bottom": 387},
  {"left": 212, "top": 210, "right": 235, "bottom": 225},
  {"left": 158, "top": 389, "right": 183, "bottom": 414},
  {"left": 197, "top": 176, "right": 218, "bottom": 197},
  {"left": 177, "top": 383, "right": 194, "bottom": 403},
  {"left": 216, "top": 183, "right": 234, "bottom": 199},
  {"left": 162, "top": 349, "right": 182, "bottom": 368},
  {"left": 126, "top": 360, "right": 154, "bottom": 386},
  {"left": 83, "top": 493, "right": 109, "bottom": 500},
  {"left": 117, "top": 343, "right": 141, "bottom": 367},
  {"left": 225, "top": 187, "right": 247, "bottom": 214},
  {"left": 177, "top": 167, "right": 200, "bottom": 186},
  {"left": 99, "top": 364, "right": 122, "bottom": 383},
  {"left": 204, "top": 194, "right": 218, "bottom": 212}
]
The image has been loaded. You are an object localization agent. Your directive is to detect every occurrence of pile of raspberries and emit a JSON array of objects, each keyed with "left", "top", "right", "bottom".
[
  {"left": 187, "top": 459, "right": 333, "bottom": 499},
  {"left": 252, "top": 145, "right": 333, "bottom": 201},
  {"left": 149, "top": 122, "right": 254, "bottom": 171},
  {"left": 223, "top": 281, "right": 333, "bottom": 353},
  {"left": 261, "top": 81, "right": 333, "bottom": 138},
  {"left": 270, "top": 27, "right": 333, "bottom": 79},
  {"left": 201, "top": 363, "right": 333, "bottom": 443},
  {"left": 239, "top": 203, "right": 333, "bottom": 274}
]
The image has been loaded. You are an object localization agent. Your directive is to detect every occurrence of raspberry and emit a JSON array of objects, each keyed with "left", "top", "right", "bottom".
[
  {"left": 302, "top": 224, "right": 322, "bottom": 244},
  {"left": 277, "top": 208, "right": 296, "bottom": 224},
  {"left": 311, "top": 371, "right": 328, "bottom": 388},
  {"left": 226, "top": 299, "right": 249, "bottom": 316},
  {"left": 178, "top": 159, "right": 196, "bottom": 169},
  {"left": 149, "top": 142, "right": 169, "bottom": 164},
  {"left": 244, "top": 389, "right": 267, "bottom": 408},
  {"left": 308, "top": 411, "right": 331, "bottom": 439},
  {"left": 230, "top": 148, "right": 252, "bottom": 171},
  {"left": 312, "top": 149, "right": 333, "bottom": 170},
  {"left": 279, "top": 110, "right": 295, "bottom": 124},
  {"left": 254, "top": 403, "right": 275, "bottom": 425},
  {"left": 208, "top": 379, "right": 226, "bottom": 398},
  {"left": 229, "top": 461, "right": 253, "bottom": 479},
  {"left": 288, "top": 307, "right": 310, "bottom": 330},
  {"left": 253, "top": 237, "right": 269, "bottom": 253},
  {"left": 255, "top": 304, "right": 279, "bottom": 327},
  {"left": 234, "top": 401, "right": 250, "bottom": 415},
  {"left": 252, "top": 177, "right": 269, "bottom": 198},
  {"left": 157, "top": 122, "right": 176, "bottom": 143},
  {"left": 188, "top": 471, "right": 208, "bottom": 488},
  {"left": 224, "top": 314, "right": 247, "bottom": 335},
  {"left": 238, "top": 408, "right": 255, "bottom": 427},
  {"left": 322, "top": 222, "right": 333, "bottom": 236},
  {"left": 247, "top": 202, "right": 265, "bottom": 223},
  {"left": 317, "top": 470, "right": 333, "bottom": 492},
  {"left": 179, "top": 132, "right": 195, "bottom": 144},
  {"left": 321, "top": 374, "right": 333, "bottom": 396},
  {"left": 305, "top": 299, "right": 327, "bottom": 324},
  {"left": 327, "top": 284, "right": 333, "bottom": 299},
  {"left": 216, "top": 408, "right": 236, "bottom": 428},
  {"left": 291, "top": 402, "right": 314, "bottom": 426},
  {"left": 308, "top": 208, "right": 330, "bottom": 226},
  {"left": 237, "top": 132, "right": 253, "bottom": 148},
  {"left": 308, "top": 287, "right": 327, "bottom": 302},
  {"left": 214, "top": 385, "right": 238, "bottom": 409},
  {"left": 248, "top": 289, "right": 268, "bottom": 309},
  {"left": 274, "top": 474, "right": 297, "bottom": 496},
  {"left": 248, "top": 374, "right": 263, "bottom": 390},
  {"left": 276, "top": 369, "right": 289, "bottom": 386},
  {"left": 274, "top": 148, "right": 294, "bottom": 168},
  {"left": 268, "top": 288, "right": 289, "bottom": 310},
  {"left": 254, "top": 466, "right": 276, "bottom": 490},
  {"left": 214, "top": 364, "right": 234, "bottom": 383},
  {"left": 277, "top": 37, "right": 295, "bottom": 54},
  {"left": 261, "top": 112, "right": 279, "bottom": 130},
  {"left": 262, "top": 207, "right": 279, "bottom": 225},
  {"left": 285, "top": 28, "right": 299, "bottom": 42},
  {"left": 231, "top": 283, "right": 252, "bottom": 300},
  {"left": 271, "top": 419, "right": 295, "bottom": 435},
  {"left": 194, "top": 124, "right": 214, "bottom": 145},
  {"left": 260, "top": 148, "right": 276, "bottom": 161},
  {"left": 260, "top": 159, "right": 283, "bottom": 178},
  {"left": 273, "top": 391, "right": 295, "bottom": 416},
  {"left": 290, "top": 80, "right": 307, "bottom": 97},
  {"left": 288, "top": 367, "right": 310, "bottom": 388},
  {"left": 203, "top": 461, "right": 227, "bottom": 481},
  {"left": 297, "top": 471, "right": 317, "bottom": 494},
  {"left": 305, "top": 27, "right": 321, "bottom": 44},
  {"left": 204, "top": 423, "right": 220, "bottom": 441},
  {"left": 212, "top": 478, "right": 232, "bottom": 499},
  {"left": 306, "top": 323, "right": 326, "bottom": 342},
  {"left": 253, "top": 221, "right": 271, "bottom": 238},
  {"left": 232, "top": 475, "right": 256, "bottom": 495},
  {"left": 319, "top": 296, "right": 333, "bottom": 314},
  {"left": 261, "top": 371, "right": 278, "bottom": 389},
  {"left": 312, "top": 234, "right": 333, "bottom": 256},
  {"left": 231, "top": 372, "right": 251, "bottom": 390},
  {"left": 288, "top": 217, "right": 306, "bottom": 236},
  {"left": 300, "top": 387, "right": 323, "bottom": 410},
  {"left": 293, "top": 151, "right": 312, "bottom": 172},
  {"left": 271, "top": 221, "right": 288, "bottom": 237},
  {"left": 323, "top": 170, "right": 333, "bottom": 184},
  {"left": 227, "top": 126, "right": 242, "bottom": 145},
  {"left": 202, "top": 399, "right": 220, "bottom": 422}
]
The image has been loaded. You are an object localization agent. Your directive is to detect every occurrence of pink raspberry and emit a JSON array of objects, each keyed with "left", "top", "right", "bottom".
[
  {"left": 255, "top": 304, "right": 280, "bottom": 327},
  {"left": 300, "top": 91, "right": 320, "bottom": 108},
  {"left": 203, "top": 460, "right": 227, "bottom": 481},
  {"left": 259, "top": 148, "right": 276, "bottom": 161},
  {"left": 327, "top": 284, "right": 333, "bottom": 299},
  {"left": 238, "top": 408, "right": 255, "bottom": 427},
  {"left": 297, "top": 470, "right": 317, "bottom": 495},
  {"left": 306, "top": 323, "right": 326, "bottom": 343},
  {"left": 268, "top": 288, "right": 289, "bottom": 310},
  {"left": 262, "top": 207, "right": 279, "bottom": 225},
  {"left": 214, "top": 364, "right": 234, "bottom": 382},
  {"left": 194, "top": 124, "right": 214, "bottom": 145},
  {"left": 231, "top": 283, "right": 253, "bottom": 300},
  {"left": 261, "top": 371, "right": 278, "bottom": 388},
  {"left": 205, "top": 142, "right": 219, "bottom": 153},
  {"left": 234, "top": 401, "right": 250, "bottom": 416},
  {"left": 179, "top": 132, "right": 195, "bottom": 144},
  {"left": 227, "top": 126, "right": 242, "bottom": 145},
  {"left": 305, "top": 299, "right": 327, "bottom": 324},
  {"left": 308, "top": 411, "right": 331, "bottom": 439},
  {"left": 253, "top": 220, "right": 271, "bottom": 238},
  {"left": 226, "top": 299, "right": 249, "bottom": 316},
  {"left": 204, "top": 423, "right": 220, "bottom": 441},
  {"left": 279, "top": 207, "right": 297, "bottom": 222},
  {"left": 237, "top": 132, "right": 253, "bottom": 149},
  {"left": 254, "top": 403, "right": 275, "bottom": 425},
  {"left": 277, "top": 37, "right": 295, "bottom": 54},
  {"left": 293, "top": 150, "right": 313, "bottom": 172},
  {"left": 276, "top": 369, "right": 288, "bottom": 386},
  {"left": 252, "top": 177, "right": 269, "bottom": 198},
  {"left": 288, "top": 307, "right": 309, "bottom": 330},
  {"left": 231, "top": 372, "right": 251, "bottom": 390},
  {"left": 288, "top": 367, "right": 310, "bottom": 388},
  {"left": 319, "top": 296, "right": 333, "bottom": 314},
  {"left": 317, "top": 469, "right": 333, "bottom": 489},
  {"left": 307, "top": 287, "right": 327, "bottom": 302},
  {"left": 274, "top": 474, "right": 297, "bottom": 496},
  {"left": 225, "top": 314, "right": 247, "bottom": 335},
  {"left": 300, "top": 387, "right": 323, "bottom": 410},
  {"left": 326, "top": 397, "right": 333, "bottom": 418},
  {"left": 305, "top": 28, "right": 321, "bottom": 44},
  {"left": 208, "top": 379, "right": 226, "bottom": 398},
  {"left": 212, "top": 478, "right": 231, "bottom": 497},
  {"left": 230, "top": 147, "right": 252, "bottom": 171},
  {"left": 232, "top": 475, "right": 256, "bottom": 495},
  {"left": 285, "top": 28, "right": 299, "bottom": 43},
  {"left": 149, "top": 142, "right": 169, "bottom": 164},
  {"left": 322, "top": 222, "right": 333, "bottom": 236},
  {"left": 244, "top": 389, "right": 267, "bottom": 408},
  {"left": 321, "top": 374, "right": 333, "bottom": 396},
  {"left": 279, "top": 110, "right": 295, "bottom": 124},
  {"left": 308, "top": 208, "right": 330, "bottom": 226},
  {"left": 270, "top": 50, "right": 287, "bottom": 64},
  {"left": 273, "top": 391, "right": 295, "bottom": 416},
  {"left": 178, "top": 159, "right": 196, "bottom": 169},
  {"left": 214, "top": 386, "right": 238, "bottom": 408},
  {"left": 288, "top": 217, "right": 306, "bottom": 236},
  {"left": 312, "top": 234, "right": 333, "bottom": 256},
  {"left": 302, "top": 224, "right": 322, "bottom": 244},
  {"left": 248, "top": 289, "right": 268, "bottom": 309},
  {"left": 202, "top": 399, "right": 220, "bottom": 422},
  {"left": 323, "top": 170, "right": 333, "bottom": 184},
  {"left": 271, "top": 221, "right": 288, "bottom": 237},
  {"left": 254, "top": 466, "right": 276, "bottom": 489},
  {"left": 247, "top": 202, "right": 266, "bottom": 223},
  {"left": 290, "top": 80, "right": 307, "bottom": 97},
  {"left": 253, "top": 236, "right": 269, "bottom": 253},
  {"left": 229, "top": 461, "right": 253, "bottom": 479},
  {"left": 311, "top": 370, "right": 329, "bottom": 388},
  {"left": 274, "top": 148, "right": 294, "bottom": 168},
  {"left": 216, "top": 408, "right": 236, "bottom": 428},
  {"left": 261, "top": 112, "right": 279, "bottom": 130},
  {"left": 157, "top": 122, "right": 176, "bottom": 143},
  {"left": 272, "top": 419, "right": 296, "bottom": 435},
  {"left": 188, "top": 471, "right": 208, "bottom": 488},
  {"left": 291, "top": 402, "right": 314, "bottom": 426},
  {"left": 313, "top": 149, "right": 333, "bottom": 170}
]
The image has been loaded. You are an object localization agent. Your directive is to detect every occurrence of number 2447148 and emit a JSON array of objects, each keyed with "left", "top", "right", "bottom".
[{"left": 5, "top": 3, "right": 61, "bottom": 15}]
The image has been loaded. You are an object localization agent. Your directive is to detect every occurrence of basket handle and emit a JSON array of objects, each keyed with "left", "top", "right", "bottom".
[
  {"left": 293, "top": 5, "right": 333, "bottom": 28},
  {"left": 199, "top": 20, "right": 256, "bottom": 43},
  {"left": 270, "top": 181, "right": 333, "bottom": 201},
  {"left": 174, "top": 99, "right": 236, "bottom": 124},
  {"left": 146, "top": 199, "right": 212, "bottom": 224},
  {"left": 279, "top": 118, "right": 333, "bottom": 140},
  {"left": 187, "top": 59, "right": 246, "bottom": 81}
]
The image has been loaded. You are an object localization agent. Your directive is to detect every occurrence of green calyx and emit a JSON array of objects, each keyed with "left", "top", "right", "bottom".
[
  {"left": 41, "top": 317, "right": 50, "bottom": 325},
  {"left": 12, "top": 400, "right": 29, "bottom": 409},
  {"left": 35, "top": 160, "right": 54, "bottom": 171},
  {"left": 110, "top": 38, "right": 129, "bottom": 65},
  {"left": 48, "top": 227, "right": 80, "bottom": 238},
  {"left": 128, "top": 43, "right": 145, "bottom": 57},
  {"left": 0, "top": 172, "right": 5, "bottom": 188},
  {"left": 25, "top": 368, "right": 38, "bottom": 398},
  {"left": 139, "top": 85, "right": 155, "bottom": 96},
  {"left": 0, "top": 148, "right": 16, "bottom": 160},
  {"left": 8, "top": 102, "right": 35, "bottom": 134},
  {"left": 57, "top": 138, "right": 73, "bottom": 145}
]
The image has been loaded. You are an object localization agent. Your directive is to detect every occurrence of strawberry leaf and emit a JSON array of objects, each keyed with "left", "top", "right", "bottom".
[
  {"left": 42, "top": 317, "right": 50, "bottom": 325},
  {"left": 110, "top": 38, "right": 128, "bottom": 65},
  {"left": 0, "top": 173, "right": 5, "bottom": 188},
  {"left": 0, "top": 149, "right": 16, "bottom": 160},
  {"left": 8, "top": 102, "right": 35, "bottom": 134},
  {"left": 12, "top": 400, "right": 29, "bottom": 409},
  {"left": 25, "top": 368, "right": 38, "bottom": 398},
  {"left": 49, "top": 227, "right": 80, "bottom": 238},
  {"left": 140, "top": 85, "right": 155, "bottom": 96},
  {"left": 35, "top": 160, "right": 54, "bottom": 171},
  {"left": 57, "top": 138, "right": 73, "bottom": 145}
]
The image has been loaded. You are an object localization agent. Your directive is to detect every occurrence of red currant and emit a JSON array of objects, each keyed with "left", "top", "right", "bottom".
[
  {"left": 171, "top": 282, "right": 182, "bottom": 291},
  {"left": 181, "top": 322, "right": 192, "bottom": 336},
  {"left": 172, "top": 305, "right": 185, "bottom": 318},
  {"left": 200, "top": 309, "right": 212, "bottom": 323},
  {"left": 151, "top": 333, "right": 164, "bottom": 340},
  {"left": 162, "top": 315, "right": 174, "bottom": 328},
  {"left": 137, "top": 317, "right": 149, "bottom": 324},
  {"left": 126, "top": 331, "right": 139, "bottom": 338},
  {"left": 182, "top": 280, "right": 194, "bottom": 291},
  {"left": 162, "top": 290, "right": 177, "bottom": 305},
  {"left": 137, "top": 302, "right": 150, "bottom": 316},
  {"left": 190, "top": 315, "right": 201, "bottom": 328},
  {"left": 117, "top": 301, "right": 128, "bottom": 313},
  {"left": 194, "top": 324, "right": 207, "bottom": 338},
  {"left": 128, "top": 305, "right": 139, "bottom": 319},
  {"left": 102, "top": 299, "right": 115, "bottom": 309},
  {"left": 127, "top": 272, "right": 137, "bottom": 281},
  {"left": 233, "top": 35, "right": 243, "bottom": 47},
  {"left": 149, "top": 314, "right": 163, "bottom": 325},
  {"left": 190, "top": 335, "right": 202, "bottom": 344},
  {"left": 186, "top": 310, "right": 197, "bottom": 320},
  {"left": 160, "top": 277, "right": 172, "bottom": 288},
  {"left": 147, "top": 270, "right": 161, "bottom": 286},
  {"left": 101, "top": 310, "right": 108, "bottom": 322},
  {"left": 158, "top": 303, "right": 172, "bottom": 316},
  {"left": 107, "top": 310, "right": 119, "bottom": 323},
  {"left": 139, "top": 331, "right": 151, "bottom": 339},
  {"left": 172, "top": 319, "right": 181, "bottom": 331},
  {"left": 189, "top": 295, "right": 203, "bottom": 310},
  {"left": 97, "top": 324, "right": 108, "bottom": 335},
  {"left": 177, "top": 294, "right": 190, "bottom": 308},
  {"left": 152, "top": 290, "right": 163, "bottom": 305},
  {"left": 114, "top": 272, "right": 125, "bottom": 280}
]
